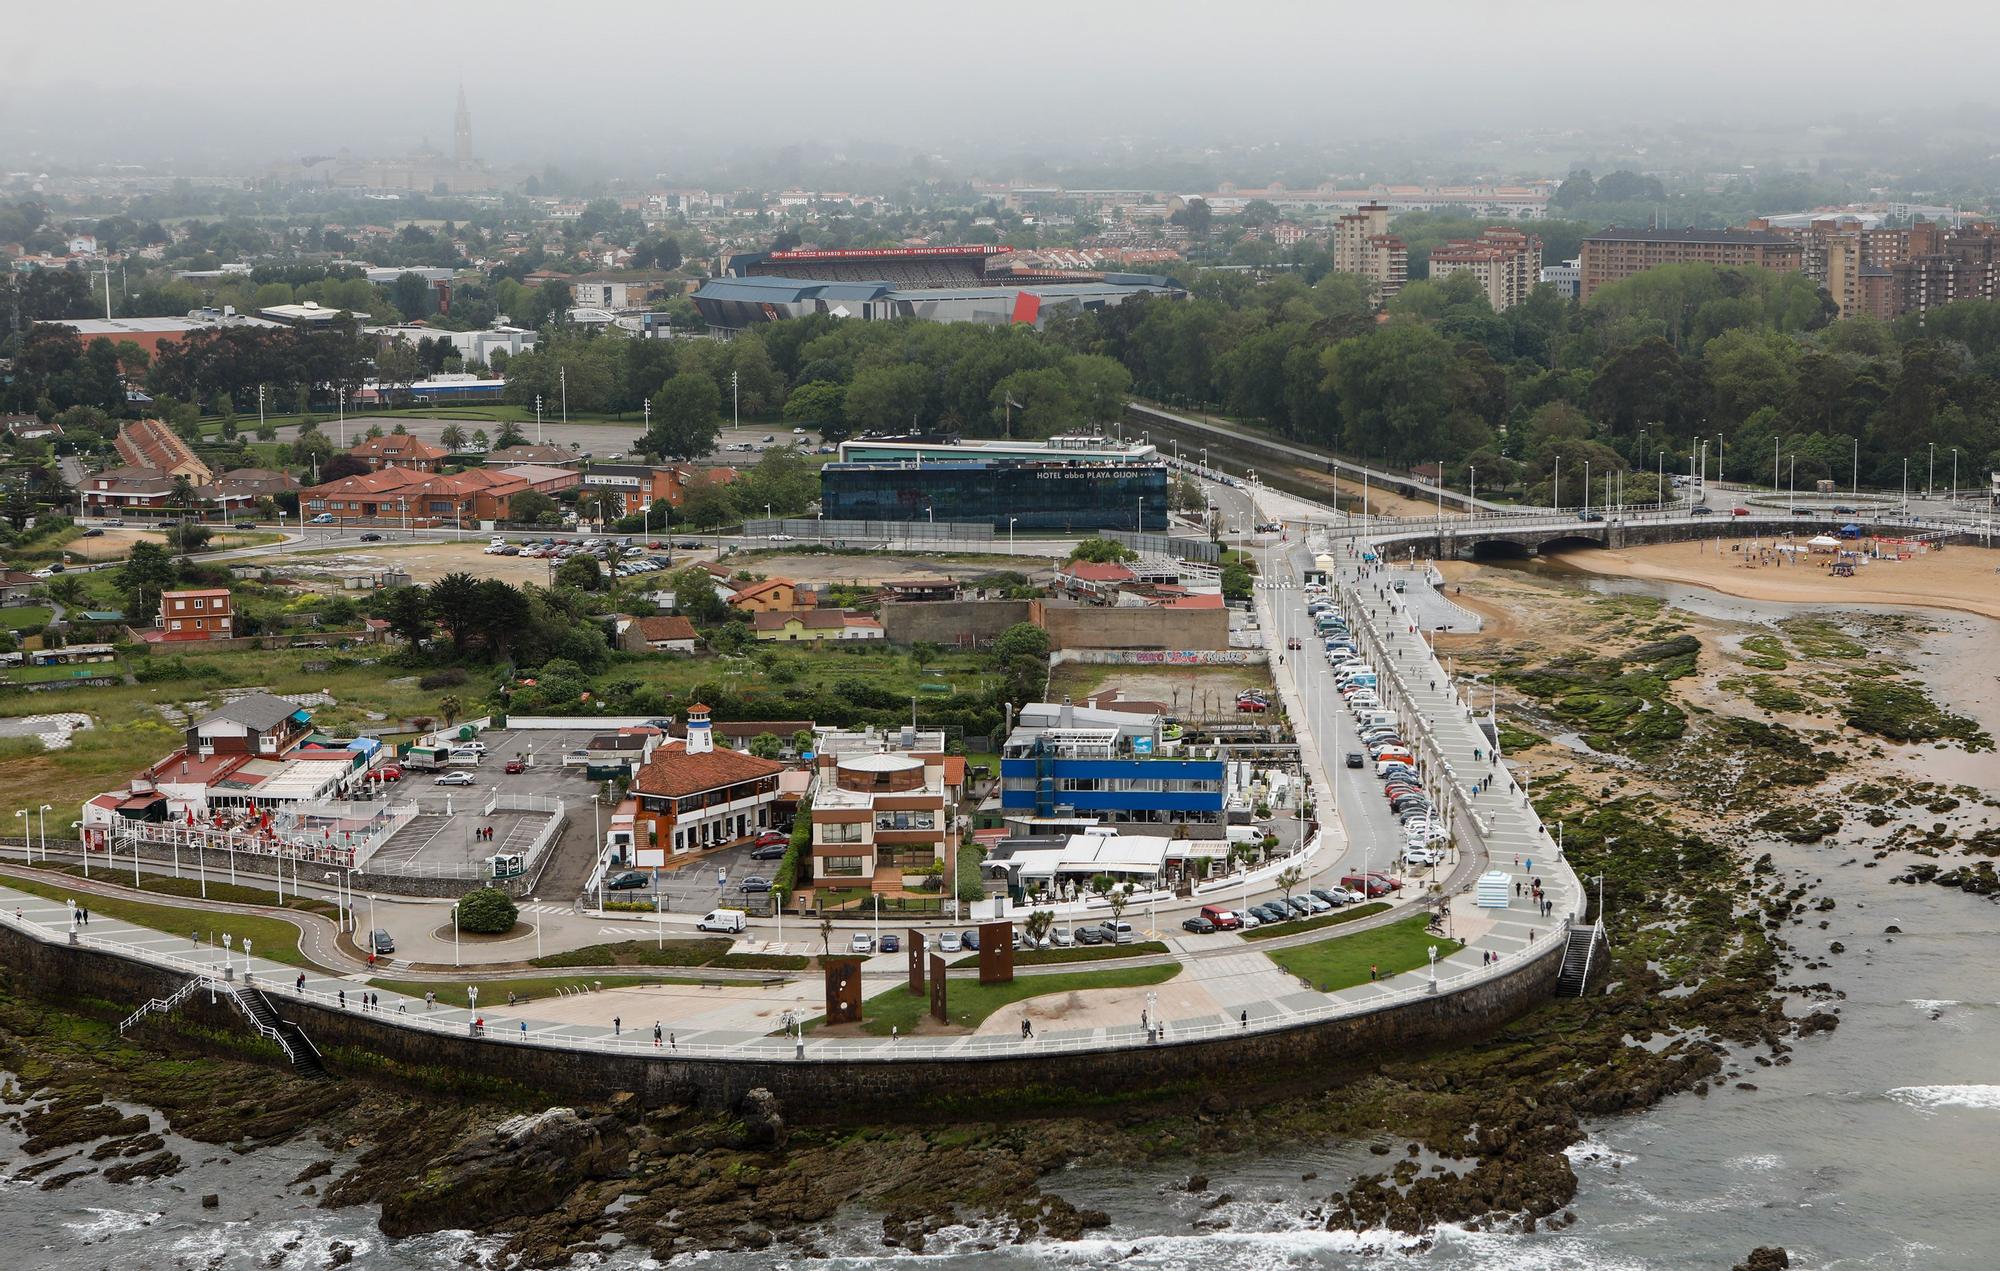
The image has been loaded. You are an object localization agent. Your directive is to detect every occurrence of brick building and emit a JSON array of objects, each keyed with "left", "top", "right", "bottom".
[
  {"left": 1427, "top": 228, "right": 1543, "bottom": 311},
  {"left": 1332, "top": 203, "right": 1408, "bottom": 305},
  {"left": 155, "top": 588, "right": 234, "bottom": 642},
  {"left": 115, "top": 418, "right": 211, "bottom": 483},
  {"left": 628, "top": 705, "right": 786, "bottom": 857},
  {"left": 348, "top": 434, "right": 449, "bottom": 472},
  {"left": 1578, "top": 227, "right": 1805, "bottom": 300}
]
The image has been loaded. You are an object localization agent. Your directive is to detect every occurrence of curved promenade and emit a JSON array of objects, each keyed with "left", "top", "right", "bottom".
[{"left": 0, "top": 520, "right": 1585, "bottom": 1113}]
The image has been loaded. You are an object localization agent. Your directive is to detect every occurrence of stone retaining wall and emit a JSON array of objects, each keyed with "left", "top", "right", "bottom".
[{"left": 0, "top": 916, "right": 1564, "bottom": 1123}]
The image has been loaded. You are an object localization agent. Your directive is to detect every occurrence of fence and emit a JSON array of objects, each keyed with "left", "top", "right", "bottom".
[
  {"left": 1104, "top": 528, "right": 1220, "bottom": 564},
  {"left": 741, "top": 518, "right": 996, "bottom": 545}
]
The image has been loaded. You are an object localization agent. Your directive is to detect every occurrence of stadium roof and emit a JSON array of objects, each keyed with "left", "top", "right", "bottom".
[
  {"left": 695, "top": 277, "right": 893, "bottom": 304},
  {"left": 766, "top": 245, "right": 1008, "bottom": 261}
]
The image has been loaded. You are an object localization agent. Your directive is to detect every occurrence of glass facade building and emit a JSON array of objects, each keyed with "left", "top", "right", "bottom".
[{"left": 820, "top": 459, "right": 1169, "bottom": 531}]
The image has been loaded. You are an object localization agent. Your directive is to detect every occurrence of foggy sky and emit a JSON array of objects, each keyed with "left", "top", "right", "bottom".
[{"left": 7, "top": 0, "right": 2000, "bottom": 174}]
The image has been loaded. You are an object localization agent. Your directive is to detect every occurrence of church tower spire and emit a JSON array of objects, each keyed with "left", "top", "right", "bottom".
[{"left": 453, "top": 83, "right": 473, "bottom": 165}]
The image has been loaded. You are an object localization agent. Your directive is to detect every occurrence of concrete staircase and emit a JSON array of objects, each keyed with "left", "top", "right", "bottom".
[
  {"left": 237, "top": 986, "right": 331, "bottom": 1080},
  {"left": 1556, "top": 922, "right": 1606, "bottom": 997}
]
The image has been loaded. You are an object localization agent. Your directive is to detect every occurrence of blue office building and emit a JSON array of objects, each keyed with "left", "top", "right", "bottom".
[{"left": 999, "top": 705, "right": 1225, "bottom": 832}]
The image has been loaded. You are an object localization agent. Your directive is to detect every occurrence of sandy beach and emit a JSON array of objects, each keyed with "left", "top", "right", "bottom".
[{"left": 1546, "top": 537, "right": 2000, "bottom": 622}]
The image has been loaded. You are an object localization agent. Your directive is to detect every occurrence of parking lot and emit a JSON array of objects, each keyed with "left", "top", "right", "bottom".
[
  {"left": 365, "top": 728, "right": 619, "bottom": 878},
  {"left": 599, "top": 835, "right": 790, "bottom": 914}
]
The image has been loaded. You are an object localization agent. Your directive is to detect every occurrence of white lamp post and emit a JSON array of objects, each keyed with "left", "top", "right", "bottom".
[
  {"left": 36, "top": 804, "right": 50, "bottom": 860},
  {"left": 14, "top": 810, "right": 26, "bottom": 863}
]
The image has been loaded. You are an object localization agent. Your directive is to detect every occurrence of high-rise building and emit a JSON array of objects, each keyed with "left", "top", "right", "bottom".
[
  {"left": 1426, "top": 228, "right": 1543, "bottom": 311},
  {"left": 1332, "top": 203, "right": 1408, "bottom": 305},
  {"left": 1539, "top": 258, "right": 1581, "bottom": 301},
  {"left": 454, "top": 84, "right": 473, "bottom": 166},
  {"left": 1578, "top": 227, "right": 1804, "bottom": 300}
]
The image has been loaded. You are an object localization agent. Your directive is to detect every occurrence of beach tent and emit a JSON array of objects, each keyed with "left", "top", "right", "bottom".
[
  {"left": 1839, "top": 523, "right": 1862, "bottom": 538},
  {"left": 1808, "top": 535, "right": 1841, "bottom": 552}
]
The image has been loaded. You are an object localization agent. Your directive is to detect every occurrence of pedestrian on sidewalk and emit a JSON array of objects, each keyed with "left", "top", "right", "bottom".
[
  {"left": 81, "top": 907, "right": 89, "bottom": 925},
  {"left": 654, "top": 1022, "right": 662, "bottom": 1048},
  {"left": 1369, "top": 963, "right": 1379, "bottom": 980},
  {"left": 1241, "top": 1009, "right": 1249, "bottom": 1028},
  {"left": 1515, "top": 881, "right": 1522, "bottom": 897},
  {"left": 424, "top": 990, "right": 434, "bottom": 1010},
  {"left": 338, "top": 989, "right": 346, "bottom": 1008},
  {"left": 614, "top": 1015, "right": 622, "bottom": 1036},
  {"left": 295, "top": 972, "right": 305, "bottom": 992}
]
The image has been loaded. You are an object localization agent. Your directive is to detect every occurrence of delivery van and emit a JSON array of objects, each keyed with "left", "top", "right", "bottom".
[
  {"left": 696, "top": 908, "right": 747, "bottom": 934},
  {"left": 1198, "top": 904, "right": 1242, "bottom": 931}
]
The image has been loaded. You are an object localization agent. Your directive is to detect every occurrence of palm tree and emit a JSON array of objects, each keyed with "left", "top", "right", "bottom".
[
  {"left": 438, "top": 694, "right": 463, "bottom": 726},
  {"left": 1022, "top": 909, "right": 1054, "bottom": 948},
  {"left": 1276, "top": 865, "right": 1304, "bottom": 904},
  {"left": 819, "top": 915, "right": 834, "bottom": 959},
  {"left": 440, "top": 424, "right": 467, "bottom": 452}
]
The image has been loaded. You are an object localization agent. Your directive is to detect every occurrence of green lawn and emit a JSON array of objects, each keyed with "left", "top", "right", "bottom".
[
  {"left": 0, "top": 870, "right": 315, "bottom": 967},
  {"left": 35, "top": 864, "right": 339, "bottom": 919},
  {"left": 366, "top": 973, "right": 710, "bottom": 1008},
  {"left": 595, "top": 644, "right": 998, "bottom": 706},
  {"left": 827, "top": 962, "right": 1181, "bottom": 1037},
  {"left": 1264, "top": 914, "right": 1460, "bottom": 992},
  {"left": 0, "top": 606, "right": 52, "bottom": 631},
  {"left": 0, "top": 661, "right": 123, "bottom": 685}
]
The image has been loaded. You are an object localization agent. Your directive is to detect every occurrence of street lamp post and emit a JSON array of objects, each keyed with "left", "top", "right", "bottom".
[
  {"left": 71, "top": 822, "right": 84, "bottom": 878},
  {"left": 13, "top": 810, "right": 25, "bottom": 863},
  {"left": 1008, "top": 516, "right": 1017, "bottom": 555},
  {"left": 338, "top": 388, "right": 347, "bottom": 448},
  {"left": 37, "top": 804, "right": 50, "bottom": 860},
  {"left": 535, "top": 395, "right": 543, "bottom": 443}
]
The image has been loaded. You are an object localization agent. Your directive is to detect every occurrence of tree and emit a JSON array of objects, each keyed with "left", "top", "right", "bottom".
[
  {"left": 1107, "top": 883, "right": 1134, "bottom": 926},
  {"left": 910, "top": 641, "right": 941, "bottom": 672},
  {"left": 843, "top": 363, "right": 928, "bottom": 433},
  {"left": 554, "top": 554, "right": 603, "bottom": 592},
  {"left": 457, "top": 887, "right": 518, "bottom": 933},
  {"left": 991, "top": 622, "right": 1050, "bottom": 662},
  {"left": 748, "top": 731, "right": 784, "bottom": 760},
  {"left": 389, "top": 272, "right": 433, "bottom": 321},
  {"left": 1022, "top": 909, "right": 1055, "bottom": 948},
  {"left": 439, "top": 423, "right": 468, "bottom": 452},
  {"left": 646, "top": 372, "right": 721, "bottom": 461},
  {"left": 819, "top": 915, "right": 834, "bottom": 957},
  {"left": 381, "top": 583, "right": 432, "bottom": 648},
  {"left": 1221, "top": 560, "right": 1253, "bottom": 605},
  {"left": 429, "top": 571, "right": 482, "bottom": 657},
  {"left": 376, "top": 339, "right": 421, "bottom": 405},
  {"left": 1276, "top": 865, "right": 1304, "bottom": 903},
  {"left": 791, "top": 728, "right": 816, "bottom": 755},
  {"left": 115, "top": 541, "right": 178, "bottom": 622},
  {"left": 164, "top": 521, "right": 212, "bottom": 556},
  {"left": 1170, "top": 197, "right": 1213, "bottom": 240},
  {"left": 438, "top": 694, "right": 462, "bottom": 725},
  {"left": 668, "top": 566, "right": 726, "bottom": 624},
  {"left": 44, "top": 574, "right": 83, "bottom": 610},
  {"left": 781, "top": 380, "right": 847, "bottom": 439},
  {"left": 1068, "top": 536, "right": 1137, "bottom": 563},
  {"left": 507, "top": 489, "right": 559, "bottom": 525}
]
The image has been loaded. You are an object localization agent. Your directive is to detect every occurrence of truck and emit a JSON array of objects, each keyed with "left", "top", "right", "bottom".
[
  {"left": 404, "top": 743, "right": 452, "bottom": 771},
  {"left": 697, "top": 908, "right": 747, "bottom": 934}
]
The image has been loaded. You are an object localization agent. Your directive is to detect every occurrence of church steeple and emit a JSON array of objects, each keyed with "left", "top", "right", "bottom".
[{"left": 453, "top": 83, "right": 473, "bottom": 166}]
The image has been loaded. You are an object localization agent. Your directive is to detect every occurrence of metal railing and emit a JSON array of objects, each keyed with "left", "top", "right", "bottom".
[{"left": 118, "top": 976, "right": 198, "bottom": 1034}]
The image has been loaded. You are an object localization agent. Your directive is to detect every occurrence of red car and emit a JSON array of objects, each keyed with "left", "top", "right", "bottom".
[
  {"left": 504, "top": 759, "right": 526, "bottom": 774},
  {"left": 754, "top": 829, "right": 788, "bottom": 848},
  {"left": 648, "top": 541, "right": 665, "bottom": 550},
  {"left": 1286, "top": 637, "right": 1302, "bottom": 650},
  {"left": 1237, "top": 698, "right": 1268, "bottom": 713},
  {"left": 368, "top": 764, "right": 402, "bottom": 782},
  {"left": 1731, "top": 506, "right": 1751, "bottom": 517}
]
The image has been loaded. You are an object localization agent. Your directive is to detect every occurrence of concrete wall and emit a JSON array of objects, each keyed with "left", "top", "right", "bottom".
[
  {"left": 1039, "top": 602, "right": 1229, "bottom": 652},
  {"left": 881, "top": 600, "right": 1033, "bottom": 648},
  {"left": 0, "top": 917, "right": 1564, "bottom": 1123}
]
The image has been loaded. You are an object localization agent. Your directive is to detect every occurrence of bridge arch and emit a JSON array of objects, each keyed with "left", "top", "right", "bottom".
[
  {"left": 1465, "top": 538, "right": 1533, "bottom": 561},
  {"left": 1534, "top": 533, "right": 1610, "bottom": 556}
]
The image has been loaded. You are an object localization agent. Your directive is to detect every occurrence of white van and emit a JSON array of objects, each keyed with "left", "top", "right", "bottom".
[
  {"left": 1361, "top": 710, "right": 1399, "bottom": 730},
  {"left": 697, "top": 908, "right": 747, "bottom": 934}
]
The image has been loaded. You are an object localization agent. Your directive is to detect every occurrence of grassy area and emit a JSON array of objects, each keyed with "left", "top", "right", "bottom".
[
  {"left": 1263, "top": 913, "right": 1459, "bottom": 991},
  {"left": 34, "top": 863, "right": 340, "bottom": 919},
  {"left": 0, "top": 869, "right": 314, "bottom": 967},
  {"left": 595, "top": 644, "right": 998, "bottom": 708},
  {"left": 528, "top": 938, "right": 808, "bottom": 971},
  {"left": 1241, "top": 900, "right": 1391, "bottom": 941},
  {"left": 829, "top": 962, "right": 1181, "bottom": 1037},
  {"left": 0, "top": 661, "right": 125, "bottom": 685},
  {"left": 365, "top": 974, "right": 710, "bottom": 1008},
  {"left": 951, "top": 940, "right": 1170, "bottom": 968},
  {"left": 0, "top": 606, "right": 52, "bottom": 630}
]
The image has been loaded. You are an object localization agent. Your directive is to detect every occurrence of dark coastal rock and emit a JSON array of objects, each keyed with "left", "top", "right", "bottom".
[
  {"left": 1795, "top": 1011, "right": 1839, "bottom": 1036},
  {"left": 102, "top": 1149, "right": 182, "bottom": 1184},
  {"left": 201, "top": 1192, "right": 219, "bottom": 1208},
  {"left": 20, "top": 1095, "right": 149, "bottom": 1155},
  {"left": 1732, "top": 1247, "right": 1789, "bottom": 1271},
  {"left": 1184, "top": 1173, "right": 1208, "bottom": 1192},
  {"left": 724, "top": 1088, "right": 787, "bottom": 1151},
  {"left": 376, "top": 1106, "right": 629, "bottom": 1239}
]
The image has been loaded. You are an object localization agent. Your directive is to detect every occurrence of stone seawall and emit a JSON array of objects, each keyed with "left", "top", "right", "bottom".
[{"left": 0, "top": 919, "right": 1564, "bottom": 1123}]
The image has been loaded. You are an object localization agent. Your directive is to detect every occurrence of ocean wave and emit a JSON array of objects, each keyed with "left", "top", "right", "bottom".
[
  {"left": 1904, "top": 999, "right": 1960, "bottom": 1013},
  {"left": 998, "top": 1224, "right": 1427, "bottom": 1267},
  {"left": 1728, "top": 1153, "right": 1785, "bottom": 1172},
  {"left": 1887, "top": 1084, "right": 2000, "bottom": 1112},
  {"left": 1431, "top": 1224, "right": 1656, "bottom": 1271},
  {"left": 62, "top": 1206, "right": 162, "bottom": 1240},
  {"left": 1563, "top": 1139, "right": 1637, "bottom": 1168}
]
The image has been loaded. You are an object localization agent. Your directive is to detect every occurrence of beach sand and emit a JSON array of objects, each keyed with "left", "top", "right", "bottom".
[{"left": 1547, "top": 537, "right": 2000, "bottom": 622}]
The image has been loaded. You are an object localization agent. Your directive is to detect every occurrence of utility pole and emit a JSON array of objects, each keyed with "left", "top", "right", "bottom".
[
  {"left": 535, "top": 395, "right": 543, "bottom": 443},
  {"left": 731, "top": 371, "right": 740, "bottom": 431},
  {"left": 560, "top": 365, "right": 568, "bottom": 426}
]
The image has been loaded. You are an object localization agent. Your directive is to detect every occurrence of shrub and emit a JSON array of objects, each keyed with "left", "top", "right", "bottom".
[
  {"left": 456, "top": 887, "right": 518, "bottom": 934},
  {"left": 419, "top": 668, "right": 469, "bottom": 690}
]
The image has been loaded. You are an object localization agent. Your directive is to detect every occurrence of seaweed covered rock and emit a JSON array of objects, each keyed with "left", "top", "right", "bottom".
[{"left": 377, "top": 1106, "right": 629, "bottom": 1238}]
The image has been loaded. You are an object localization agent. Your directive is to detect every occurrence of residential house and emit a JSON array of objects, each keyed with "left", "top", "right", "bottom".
[
  {"left": 203, "top": 468, "right": 300, "bottom": 512},
  {"left": 80, "top": 466, "right": 179, "bottom": 514},
  {"left": 628, "top": 705, "right": 786, "bottom": 856},
  {"left": 577, "top": 462, "right": 735, "bottom": 519},
  {"left": 806, "top": 725, "right": 959, "bottom": 894},
  {"left": 729, "top": 578, "right": 807, "bottom": 614},
  {"left": 0, "top": 570, "right": 40, "bottom": 606},
  {"left": 487, "top": 443, "right": 581, "bottom": 468},
  {"left": 302, "top": 467, "right": 530, "bottom": 525},
  {"left": 115, "top": 418, "right": 211, "bottom": 484},
  {"left": 348, "top": 435, "right": 449, "bottom": 472},
  {"left": 154, "top": 588, "right": 234, "bottom": 642},
  {"left": 620, "top": 614, "right": 701, "bottom": 654},
  {"left": 751, "top": 609, "right": 881, "bottom": 641},
  {"left": 187, "top": 691, "right": 309, "bottom": 756}
]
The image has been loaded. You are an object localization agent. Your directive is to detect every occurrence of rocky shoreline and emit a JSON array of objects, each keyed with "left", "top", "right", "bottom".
[{"left": 9, "top": 564, "right": 1960, "bottom": 1265}]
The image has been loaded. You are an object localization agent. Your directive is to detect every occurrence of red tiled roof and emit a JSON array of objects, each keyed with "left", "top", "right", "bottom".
[
  {"left": 1063, "top": 561, "right": 1135, "bottom": 583},
  {"left": 942, "top": 756, "right": 966, "bottom": 787},
  {"left": 752, "top": 609, "right": 845, "bottom": 630},
  {"left": 632, "top": 742, "right": 784, "bottom": 798},
  {"left": 635, "top": 616, "right": 698, "bottom": 642},
  {"left": 348, "top": 435, "right": 448, "bottom": 462},
  {"left": 1161, "top": 592, "right": 1224, "bottom": 609}
]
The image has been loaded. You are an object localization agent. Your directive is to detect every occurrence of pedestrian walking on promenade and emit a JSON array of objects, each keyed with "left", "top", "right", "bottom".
[
  {"left": 338, "top": 989, "right": 346, "bottom": 1008},
  {"left": 654, "top": 1022, "right": 663, "bottom": 1048},
  {"left": 614, "top": 1015, "right": 622, "bottom": 1036},
  {"left": 295, "top": 973, "right": 305, "bottom": 992},
  {"left": 1369, "top": 963, "right": 1379, "bottom": 980},
  {"left": 1241, "top": 1010, "right": 1249, "bottom": 1028},
  {"left": 520, "top": 1020, "right": 528, "bottom": 1038},
  {"left": 424, "top": 990, "right": 434, "bottom": 1010}
]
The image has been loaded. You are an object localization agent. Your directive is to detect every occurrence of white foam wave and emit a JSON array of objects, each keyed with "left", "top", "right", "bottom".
[
  {"left": 1888, "top": 1084, "right": 2000, "bottom": 1112},
  {"left": 1004, "top": 1224, "right": 1426, "bottom": 1266},
  {"left": 1905, "top": 999, "right": 1960, "bottom": 1014},
  {"left": 1432, "top": 1224, "right": 1657, "bottom": 1271},
  {"left": 1564, "top": 1138, "right": 1637, "bottom": 1168},
  {"left": 1729, "top": 1153, "right": 1784, "bottom": 1172},
  {"left": 63, "top": 1207, "right": 163, "bottom": 1239}
]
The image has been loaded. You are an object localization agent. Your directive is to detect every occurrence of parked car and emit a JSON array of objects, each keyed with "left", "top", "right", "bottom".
[
  {"left": 434, "top": 771, "right": 475, "bottom": 786},
  {"left": 1046, "top": 927, "right": 1073, "bottom": 948},
  {"left": 1073, "top": 925, "right": 1105, "bottom": 945},
  {"left": 79, "top": 527, "right": 103, "bottom": 538},
  {"left": 503, "top": 759, "right": 525, "bottom": 774},
  {"left": 880, "top": 934, "right": 900, "bottom": 953},
  {"left": 367, "top": 764, "right": 403, "bottom": 782},
  {"left": 748, "top": 841, "right": 788, "bottom": 860},
  {"left": 739, "top": 876, "right": 772, "bottom": 893},
  {"left": 1310, "top": 888, "right": 1347, "bottom": 908},
  {"left": 606, "top": 871, "right": 648, "bottom": 890},
  {"left": 962, "top": 928, "right": 981, "bottom": 950},
  {"left": 849, "top": 932, "right": 873, "bottom": 954},
  {"left": 1236, "top": 698, "right": 1269, "bottom": 713},
  {"left": 938, "top": 931, "right": 963, "bottom": 953},
  {"left": 359, "top": 532, "right": 382, "bottom": 542},
  {"left": 310, "top": 513, "right": 335, "bottom": 523},
  {"left": 101, "top": 518, "right": 125, "bottom": 527},
  {"left": 754, "top": 829, "right": 788, "bottom": 847},
  {"left": 1182, "top": 915, "right": 1217, "bottom": 934},
  {"left": 457, "top": 741, "right": 488, "bottom": 754}
]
